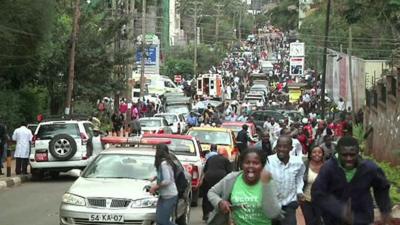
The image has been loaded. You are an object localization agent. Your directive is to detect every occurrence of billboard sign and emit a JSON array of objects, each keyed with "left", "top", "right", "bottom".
[
  {"left": 136, "top": 46, "right": 157, "bottom": 65},
  {"left": 289, "top": 57, "right": 304, "bottom": 76},
  {"left": 289, "top": 42, "right": 305, "bottom": 57}
]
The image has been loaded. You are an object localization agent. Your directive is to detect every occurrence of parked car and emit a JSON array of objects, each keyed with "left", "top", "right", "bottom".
[
  {"left": 154, "top": 113, "right": 187, "bottom": 134},
  {"left": 29, "top": 120, "right": 103, "bottom": 179},
  {"left": 187, "top": 127, "right": 238, "bottom": 162},
  {"left": 221, "top": 122, "right": 258, "bottom": 142},
  {"left": 249, "top": 110, "right": 286, "bottom": 129},
  {"left": 27, "top": 123, "right": 38, "bottom": 135},
  {"left": 138, "top": 117, "right": 173, "bottom": 134},
  {"left": 142, "top": 133, "right": 204, "bottom": 206},
  {"left": 59, "top": 138, "right": 192, "bottom": 225}
]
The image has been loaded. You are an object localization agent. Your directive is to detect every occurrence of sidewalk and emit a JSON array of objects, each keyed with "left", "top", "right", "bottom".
[{"left": 0, "top": 158, "right": 31, "bottom": 190}]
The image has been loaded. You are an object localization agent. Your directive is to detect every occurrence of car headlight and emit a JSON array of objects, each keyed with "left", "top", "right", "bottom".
[
  {"left": 62, "top": 193, "right": 86, "bottom": 206},
  {"left": 131, "top": 197, "right": 158, "bottom": 208}
]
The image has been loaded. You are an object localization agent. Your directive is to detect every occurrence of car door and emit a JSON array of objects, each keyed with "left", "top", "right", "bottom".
[{"left": 83, "top": 123, "right": 102, "bottom": 157}]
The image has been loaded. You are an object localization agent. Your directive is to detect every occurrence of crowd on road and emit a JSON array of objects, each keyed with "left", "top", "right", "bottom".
[{"left": 0, "top": 24, "right": 396, "bottom": 225}]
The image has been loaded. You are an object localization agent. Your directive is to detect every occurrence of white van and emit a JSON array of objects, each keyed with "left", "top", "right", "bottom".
[{"left": 260, "top": 60, "right": 274, "bottom": 74}]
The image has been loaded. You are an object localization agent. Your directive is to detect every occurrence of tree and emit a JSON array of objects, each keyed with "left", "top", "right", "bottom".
[{"left": 266, "top": 0, "right": 299, "bottom": 31}]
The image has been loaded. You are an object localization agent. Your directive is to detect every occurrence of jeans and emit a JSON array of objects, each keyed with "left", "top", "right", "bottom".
[
  {"left": 272, "top": 201, "right": 298, "bottom": 225},
  {"left": 15, "top": 157, "right": 29, "bottom": 175},
  {"left": 300, "top": 201, "right": 322, "bottom": 225},
  {"left": 156, "top": 195, "right": 178, "bottom": 225}
]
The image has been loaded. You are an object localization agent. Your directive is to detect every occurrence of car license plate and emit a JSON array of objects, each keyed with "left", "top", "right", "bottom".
[{"left": 89, "top": 214, "right": 124, "bottom": 223}]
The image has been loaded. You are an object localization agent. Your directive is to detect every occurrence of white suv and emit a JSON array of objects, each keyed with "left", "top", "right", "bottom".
[{"left": 29, "top": 120, "right": 103, "bottom": 179}]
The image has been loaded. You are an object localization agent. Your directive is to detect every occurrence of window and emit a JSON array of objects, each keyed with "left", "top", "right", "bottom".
[
  {"left": 83, "top": 123, "right": 94, "bottom": 138},
  {"left": 139, "top": 119, "right": 162, "bottom": 127},
  {"left": 83, "top": 154, "right": 156, "bottom": 179},
  {"left": 37, "top": 123, "right": 80, "bottom": 140}
]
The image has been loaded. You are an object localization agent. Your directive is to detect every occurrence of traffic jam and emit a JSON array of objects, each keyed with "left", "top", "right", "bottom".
[{"left": 21, "top": 26, "right": 396, "bottom": 225}]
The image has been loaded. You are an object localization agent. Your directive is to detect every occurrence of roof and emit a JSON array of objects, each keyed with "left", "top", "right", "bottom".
[
  {"left": 188, "top": 127, "right": 231, "bottom": 132},
  {"left": 39, "top": 120, "right": 90, "bottom": 125},
  {"left": 101, "top": 148, "right": 156, "bottom": 156},
  {"left": 221, "top": 122, "right": 255, "bottom": 127},
  {"left": 142, "top": 133, "right": 194, "bottom": 141},
  {"left": 139, "top": 117, "right": 164, "bottom": 121}
]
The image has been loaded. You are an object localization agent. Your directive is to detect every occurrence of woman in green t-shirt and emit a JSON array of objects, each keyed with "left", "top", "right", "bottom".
[{"left": 207, "top": 149, "right": 283, "bottom": 225}]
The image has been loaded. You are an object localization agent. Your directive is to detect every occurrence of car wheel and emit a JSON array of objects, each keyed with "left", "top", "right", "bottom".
[
  {"left": 191, "top": 189, "right": 199, "bottom": 207},
  {"left": 176, "top": 201, "right": 191, "bottom": 225},
  {"left": 49, "top": 134, "right": 77, "bottom": 161},
  {"left": 31, "top": 169, "right": 44, "bottom": 181}
]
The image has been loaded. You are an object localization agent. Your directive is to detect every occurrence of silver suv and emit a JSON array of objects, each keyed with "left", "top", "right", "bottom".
[{"left": 29, "top": 120, "right": 103, "bottom": 179}]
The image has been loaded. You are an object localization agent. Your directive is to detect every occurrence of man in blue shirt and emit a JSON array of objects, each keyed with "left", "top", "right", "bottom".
[
  {"left": 186, "top": 112, "right": 198, "bottom": 127},
  {"left": 312, "top": 136, "right": 392, "bottom": 225}
]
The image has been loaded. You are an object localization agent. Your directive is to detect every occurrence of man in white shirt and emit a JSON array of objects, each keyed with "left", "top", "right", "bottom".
[
  {"left": 271, "top": 128, "right": 303, "bottom": 157},
  {"left": 337, "top": 97, "right": 345, "bottom": 112},
  {"left": 12, "top": 122, "right": 33, "bottom": 175},
  {"left": 263, "top": 118, "right": 280, "bottom": 144},
  {"left": 266, "top": 136, "right": 306, "bottom": 225}
]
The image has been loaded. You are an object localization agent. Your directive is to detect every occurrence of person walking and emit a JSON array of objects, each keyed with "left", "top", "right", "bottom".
[
  {"left": 0, "top": 123, "right": 7, "bottom": 175},
  {"left": 207, "top": 149, "right": 283, "bottom": 225},
  {"left": 312, "top": 136, "right": 392, "bottom": 225},
  {"left": 254, "top": 131, "right": 273, "bottom": 161},
  {"left": 111, "top": 111, "right": 124, "bottom": 137},
  {"left": 149, "top": 144, "right": 178, "bottom": 225},
  {"left": 236, "top": 124, "right": 254, "bottom": 153},
  {"left": 12, "top": 122, "right": 33, "bottom": 175},
  {"left": 266, "top": 136, "right": 306, "bottom": 225},
  {"left": 319, "top": 135, "right": 336, "bottom": 160},
  {"left": 199, "top": 147, "right": 232, "bottom": 221},
  {"left": 299, "top": 146, "right": 325, "bottom": 225}
]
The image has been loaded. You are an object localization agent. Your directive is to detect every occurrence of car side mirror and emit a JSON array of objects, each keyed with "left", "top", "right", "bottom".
[{"left": 168, "top": 123, "right": 173, "bottom": 126}]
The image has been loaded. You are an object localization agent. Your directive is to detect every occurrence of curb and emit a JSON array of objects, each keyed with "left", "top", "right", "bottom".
[{"left": 0, "top": 175, "right": 31, "bottom": 190}]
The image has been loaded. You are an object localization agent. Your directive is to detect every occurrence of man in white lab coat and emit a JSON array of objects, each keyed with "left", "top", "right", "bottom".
[{"left": 12, "top": 122, "right": 33, "bottom": 175}]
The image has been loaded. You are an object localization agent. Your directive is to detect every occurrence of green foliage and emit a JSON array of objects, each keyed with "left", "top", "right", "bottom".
[
  {"left": 164, "top": 43, "right": 227, "bottom": 76},
  {"left": 0, "top": 86, "right": 48, "bottom": 130},
  {"left": 363, "top": 155, "right": 400, "bottom": 204},
  {"left": 267, "top": 0, "right": 299, "bottom": 31},
  {"left": 161, "top": 59, "right": 193, "bottom": 79},
  {"left": 300, "top": 0, "right": 399, "bottom": 70},
  {"left": 352, "top": 124, "right": 365, "bottom": 152},
  {"left": 72, "top": 100, "right": 96, "bottom": 116}
]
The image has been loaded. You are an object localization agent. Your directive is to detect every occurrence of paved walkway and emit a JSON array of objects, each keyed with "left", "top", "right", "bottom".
[{"left": 0, "top": 158, "right": 30, "bottom": 189}]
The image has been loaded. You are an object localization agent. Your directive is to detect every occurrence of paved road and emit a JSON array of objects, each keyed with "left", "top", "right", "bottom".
[
  {"left": 0, "top": 175, "right": 204, "bottom": 225},
  {"left": 0, "top": 175, "right": 305, "bottom": 225}
]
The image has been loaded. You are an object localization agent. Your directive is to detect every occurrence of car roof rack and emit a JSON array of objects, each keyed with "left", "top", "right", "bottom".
[{"left": 41, "top": 114, "right": 90, "bottom": 122}]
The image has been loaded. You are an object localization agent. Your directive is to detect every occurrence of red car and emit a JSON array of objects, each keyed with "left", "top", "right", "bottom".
[{"left": 221, "top": 121, "right": 258, "bottom": 141}]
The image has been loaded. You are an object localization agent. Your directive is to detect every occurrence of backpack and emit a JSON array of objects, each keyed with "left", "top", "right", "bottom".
[{"left": 173, "top": 164, "right": 189, "bottom": 199}]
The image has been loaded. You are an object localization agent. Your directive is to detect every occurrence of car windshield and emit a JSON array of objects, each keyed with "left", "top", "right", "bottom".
[
  {"left": 36, "top": 123, "right": 80, "bottom": 140},
  {"left": 82, "top": 154, "right": 156, "bottom": 179},
  {"left": 166, "top": 106, "right": 189, "bottom": 115},
  {"left": 155, "top": 114, "right": 178, "bottom": 124},
  {"left": 188, "top": 130, "right": 231, "bottom": 145},
  {"left": 143, "top": 138, "right": 196, "bottom": 156},
  {"left": 140, "top": 119, "right": 162, "bottom": 127}
]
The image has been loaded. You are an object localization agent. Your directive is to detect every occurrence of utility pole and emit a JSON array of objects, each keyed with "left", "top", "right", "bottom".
[
  {"left": 139, "top": 0, "right": 146, "bottom": 97},
  {"left": 320, "top": 0, "right": 331, "bottom": 120},
  {"left": 193, "top": 1, "right": 201, "bottom": 77},
  {"left": 215, "top": 4, "right": 223, "bottom": 42},
  {"left": 348, "top": 25, "right": 355, "bottom": 113},
  {"left": 65, "top": 0, "right": 81, "bottom": 116},
  {"left": 238, "top": 5, "right": 242, "bottom": 40}
]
